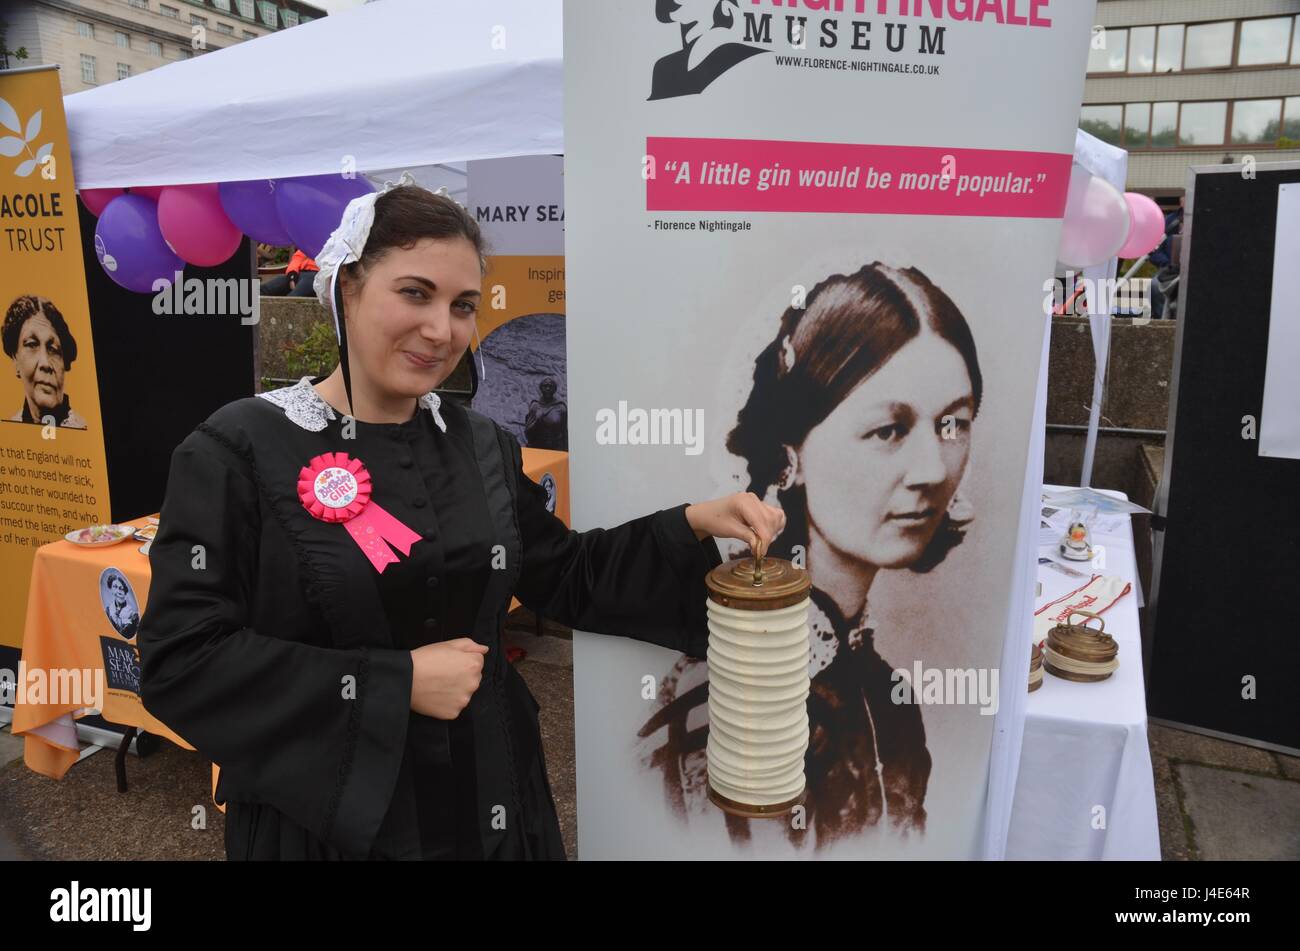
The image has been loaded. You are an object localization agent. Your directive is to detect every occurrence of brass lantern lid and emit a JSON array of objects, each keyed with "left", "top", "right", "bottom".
[
  {"left": 1046, "top": 609, "right": 1118, "bottom": 663},
  {"left": 706, "top": 553, "right": 810, "bottom": 611}
]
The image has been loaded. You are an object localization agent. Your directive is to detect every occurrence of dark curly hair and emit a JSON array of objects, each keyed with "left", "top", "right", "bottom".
[
  {"left": 726, "top": 263, "right": 982, "bottom": 574},
  {"left": 2, "top": 295, "right": 78, "bottom": 370}
]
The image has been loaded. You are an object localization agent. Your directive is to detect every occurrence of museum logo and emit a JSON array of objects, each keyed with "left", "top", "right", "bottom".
[
  {"left": 649, "top": 1, "right": 1058, "bottom": 99},
  {"left": 649, "top": 0, "right": 767, "bottom": 100}
]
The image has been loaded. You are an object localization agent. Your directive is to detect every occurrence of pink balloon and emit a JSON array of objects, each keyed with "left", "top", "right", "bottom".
[
  {"left": 129, "top": 185, "right": 165, "bottom": 200},
  {"left": 1118, "top": 192, "right": 1166, "bottom": 259},
  {"left": 1057, "top": 165, "right": 1131, "bottom": 269},
  {"left": 80, "top": 188, "right": 125, "bottom": 216},
  {"left": 157, "top": 183, "right": 242, "bottom": 267}
]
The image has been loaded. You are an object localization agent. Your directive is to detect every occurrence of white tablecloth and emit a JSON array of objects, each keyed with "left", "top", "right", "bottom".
[{"left": 1005, "top": 492, "right": 1161, "bottom": 860}]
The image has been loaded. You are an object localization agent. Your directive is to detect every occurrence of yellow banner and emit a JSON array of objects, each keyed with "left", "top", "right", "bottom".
[
  {"left": 477, "top": 254, "right": 565, "bottom": 341},
  {"left": 0, "top": 67, "right": 111, "bottom": 648}
]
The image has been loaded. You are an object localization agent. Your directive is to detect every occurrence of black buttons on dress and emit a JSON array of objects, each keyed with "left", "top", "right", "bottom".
[
  {"left": 412, "top": 497, "right": 427, "bottom": 508},
  {"left": 422, "top": 531, "right": 437, "bottom": 542},
  {"left": 424, "top": 618, "right": 439, "bottom": 632},
  {"left": 398, "top": 456, "right": 413, "bottom": 468},
  {"left": 426, "top": 576, "right": 439, "bottom": 590}
]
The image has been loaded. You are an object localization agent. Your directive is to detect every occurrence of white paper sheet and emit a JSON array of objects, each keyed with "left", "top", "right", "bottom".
[{"left": 1260, "top": 183, "right": 1300, "bottom": 460}]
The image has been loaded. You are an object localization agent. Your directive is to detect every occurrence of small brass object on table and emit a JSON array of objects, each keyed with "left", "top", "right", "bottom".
[
  {"left": 1043, "top": 609, "right": 1119, "bottom": 683},
  {"left": 1028, "top": 641, "right": 1044, "bottom": 692}
]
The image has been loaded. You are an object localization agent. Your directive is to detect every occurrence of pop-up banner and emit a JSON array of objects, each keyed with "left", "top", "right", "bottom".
[
  {"left": 467, "top": 155, "right": 567, "bottom": 449},
  {"left": 565, "top": 0, "right": 1095, "bottom": 858},
  {"left": 0, "top": 66, "right": 111, "bottom": 651}
]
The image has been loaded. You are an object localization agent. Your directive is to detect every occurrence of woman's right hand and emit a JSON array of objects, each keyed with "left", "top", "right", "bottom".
[{"left": 409, "top": 638, "right": 490, "bottom": 719}]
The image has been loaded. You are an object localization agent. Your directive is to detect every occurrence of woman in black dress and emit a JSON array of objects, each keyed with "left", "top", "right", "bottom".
[
  {"left": 639, "top": 263, "right": 983, "bottom": 850},
  {"left": 137, "top": 179, "right": 784, "bottom": 860}
]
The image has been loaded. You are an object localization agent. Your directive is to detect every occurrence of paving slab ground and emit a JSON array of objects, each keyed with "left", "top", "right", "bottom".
[
  {"left": 1173, "top": 764, "right": 1300, "bottom": 861},
  {"left": 1149, "top": 723, "right": 1300, "bottom": 861},
  {"left": 2, "top": 614, "right": 1296, "bottom": 861}
]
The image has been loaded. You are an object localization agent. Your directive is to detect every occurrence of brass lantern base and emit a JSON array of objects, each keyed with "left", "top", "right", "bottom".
[
  {"left": 1043, "top": 660, "right": 1113, "bottom": 683},
  {"left": 708, "top": 785, "right": 805, "bottom": 820}
]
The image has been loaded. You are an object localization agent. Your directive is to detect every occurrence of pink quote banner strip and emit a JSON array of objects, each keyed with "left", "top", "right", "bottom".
[{"left": 645, "top": 137, "right": 1072, "bottom": 218}]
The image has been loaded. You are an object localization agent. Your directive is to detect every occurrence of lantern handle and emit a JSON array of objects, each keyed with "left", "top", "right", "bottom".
[
  {"left": 1067, "top": 609, "right": 1105, "bottom": 634},
  {"left": 751, "top": 533, "right": 765, "bottom": 586}
]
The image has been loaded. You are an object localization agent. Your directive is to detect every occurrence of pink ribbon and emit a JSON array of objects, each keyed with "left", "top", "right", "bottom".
[{"left": 298, "top": 452, "right": 422, "bottom": 573}]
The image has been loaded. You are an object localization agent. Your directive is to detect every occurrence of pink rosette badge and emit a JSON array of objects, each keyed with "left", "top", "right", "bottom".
[{"left": 298, "top": 452, "right": 421, "bottom": 573}]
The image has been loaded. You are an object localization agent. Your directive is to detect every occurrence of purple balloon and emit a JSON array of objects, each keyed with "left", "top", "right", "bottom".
[
  {"left": 218, "top": 179, "right": 294, "bottom": 246},
  {"left": 275, "top": 173, "right": 374, "bottom": 259},
  {"left": 94, "top": 194, "right": 185, "bottom": 294}
]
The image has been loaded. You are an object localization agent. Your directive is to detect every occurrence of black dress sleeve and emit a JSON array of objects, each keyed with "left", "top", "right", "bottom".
[
  {"left": 137, "top": 424, "right": 414, "bottom": 858},
  {"left": 506, "top": 430, "right": 724, "bottom": 658}
]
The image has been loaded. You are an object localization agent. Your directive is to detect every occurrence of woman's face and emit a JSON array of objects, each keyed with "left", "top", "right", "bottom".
[
  {"left": 110, "top": 578, "right": 127, "bottom": 604},
  {"left": 14, "top": 313, "right": 67, "bottom": 416},
  {"left": 798, "top": 332, "right": 974, "bottom": 571},
  {"left": 342, "top": 237, "right": 481, "bottom": 399}
]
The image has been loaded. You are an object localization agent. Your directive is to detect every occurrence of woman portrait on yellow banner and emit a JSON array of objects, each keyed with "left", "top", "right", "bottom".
[{"left": 2, "top": 294, "right": 87, "bottom": 429}]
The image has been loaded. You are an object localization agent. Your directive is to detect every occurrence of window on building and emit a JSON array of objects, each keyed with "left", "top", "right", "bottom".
[
  {"left": 115, "top": 31, "right": 130, "bottom": 49},
  {"left": 1237, "top": 17, "right": 1292, "bottom": 66},
  {"left": 243, "top": 31, "right": 257, "bottom": 40},
  {"left": 80, "top": 54, "right": 96, "bottom": 84},
  {"left": 77, "top": 21, "right": 94, "bottom": 39},
  {"left": 1127, "top": 25, "right": 1155, "bottom": 73},
  {"left": 212, "top": 0, "right": 233, "bottom": 11},
  {"left": 117, "top": 62, "right": 131, "bottom": 81},
  {"left": 160, "top": 5, "right": 179, "bottom": 19},
  {"left": 258, "top": 1, "right": 277, "bottom": 28},
  {"left": 1284, "top": 99, "right": 1300, "bottom": 142},
  {"left": 1087, "top": 27, "right": 1127, "bottom": 73},
  {"left": 1293, "top": 17, "right": 1300, "bottom": 65},
  {"left": 1123, "top": 103, "right": 1150, "bottom": 148},
  {"left": 1080, "top": 105, "right": 1123, "bottom": 146},
  {"left": 1151, "top": 102, "right": 1178, "bottom": 148},
  {"left": 1184, "top": 21, "right": 1233, "bottom": 70},
  {"left": 1231, "top": 99, "right": 1283, "bottom": 144},
  {"left": 127, "top": 0, "right": 148, "bottom": 10},
  {"left": 191, "top": 15, "right": 207, "bottom": 27},
  {"left": 1179, "top": 101, "right": 1228, "bottom": 146},
  {"left": 216, "top": 22, "right": 234, "bottom": 34},
  {"left": 280, "top": 9, "right": 300, "bottom": 28},
  {"left": 178, "top": 48, "right": 192, "bottom": 59},
  {"left": 149, "top": 40, "right": 162, "bottom": 56},
  {"left": 238, "top": 0, "right": 256, "bottom": 19},
  {"left": 1155, "top": 24, "right": 1183, "bottom": 72}
]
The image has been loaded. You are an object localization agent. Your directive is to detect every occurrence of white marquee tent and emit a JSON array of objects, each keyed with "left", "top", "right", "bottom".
[{"left": 64, "top": 0, "right": 562, "bottom": 190}]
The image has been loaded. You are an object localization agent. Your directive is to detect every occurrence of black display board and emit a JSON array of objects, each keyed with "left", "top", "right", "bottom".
[
  {"left": 1148, "top": 163, "right": 1300, "bottom": 753},
  {"left": 76, "top": 201, "right": 256, "bottom": 522}
]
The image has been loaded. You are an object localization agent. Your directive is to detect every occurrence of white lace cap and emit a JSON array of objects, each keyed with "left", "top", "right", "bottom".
[{"left": 313, "top": 170, "right": 458, "bottom": 337}]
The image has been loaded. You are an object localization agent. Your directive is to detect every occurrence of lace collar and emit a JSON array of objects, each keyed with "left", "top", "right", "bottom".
[
  {"left": 807, "top": 585, "right": 875, "bottom": 677},
  {"left": 257, "top": 376, "right": 447, "bottom": 434}
]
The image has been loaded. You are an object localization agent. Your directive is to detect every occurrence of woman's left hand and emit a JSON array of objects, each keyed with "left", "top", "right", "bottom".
[{"left": 685, "top": 493, "right": 786, "bottom": 556}]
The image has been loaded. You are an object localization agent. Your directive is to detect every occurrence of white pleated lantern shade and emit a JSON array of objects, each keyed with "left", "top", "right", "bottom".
[{"left": 704, "top": 555, "right": 811, "bottom": 819}]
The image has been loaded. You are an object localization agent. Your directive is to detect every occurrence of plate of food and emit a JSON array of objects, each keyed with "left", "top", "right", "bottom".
[
  {"left": 65, "top": 524, "right": 136, "bottom": 547},
  {"left": 132, "top": 524, "right": 157, "bottom": 542}
]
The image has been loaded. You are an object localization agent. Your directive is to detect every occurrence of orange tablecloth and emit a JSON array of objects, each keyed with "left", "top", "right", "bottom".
[
  {"left": 11, "top": 515, "right": 192, "bottom": 781},
  {"left": 13, "top": 448, "right": 569, "bottom": 784}
]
